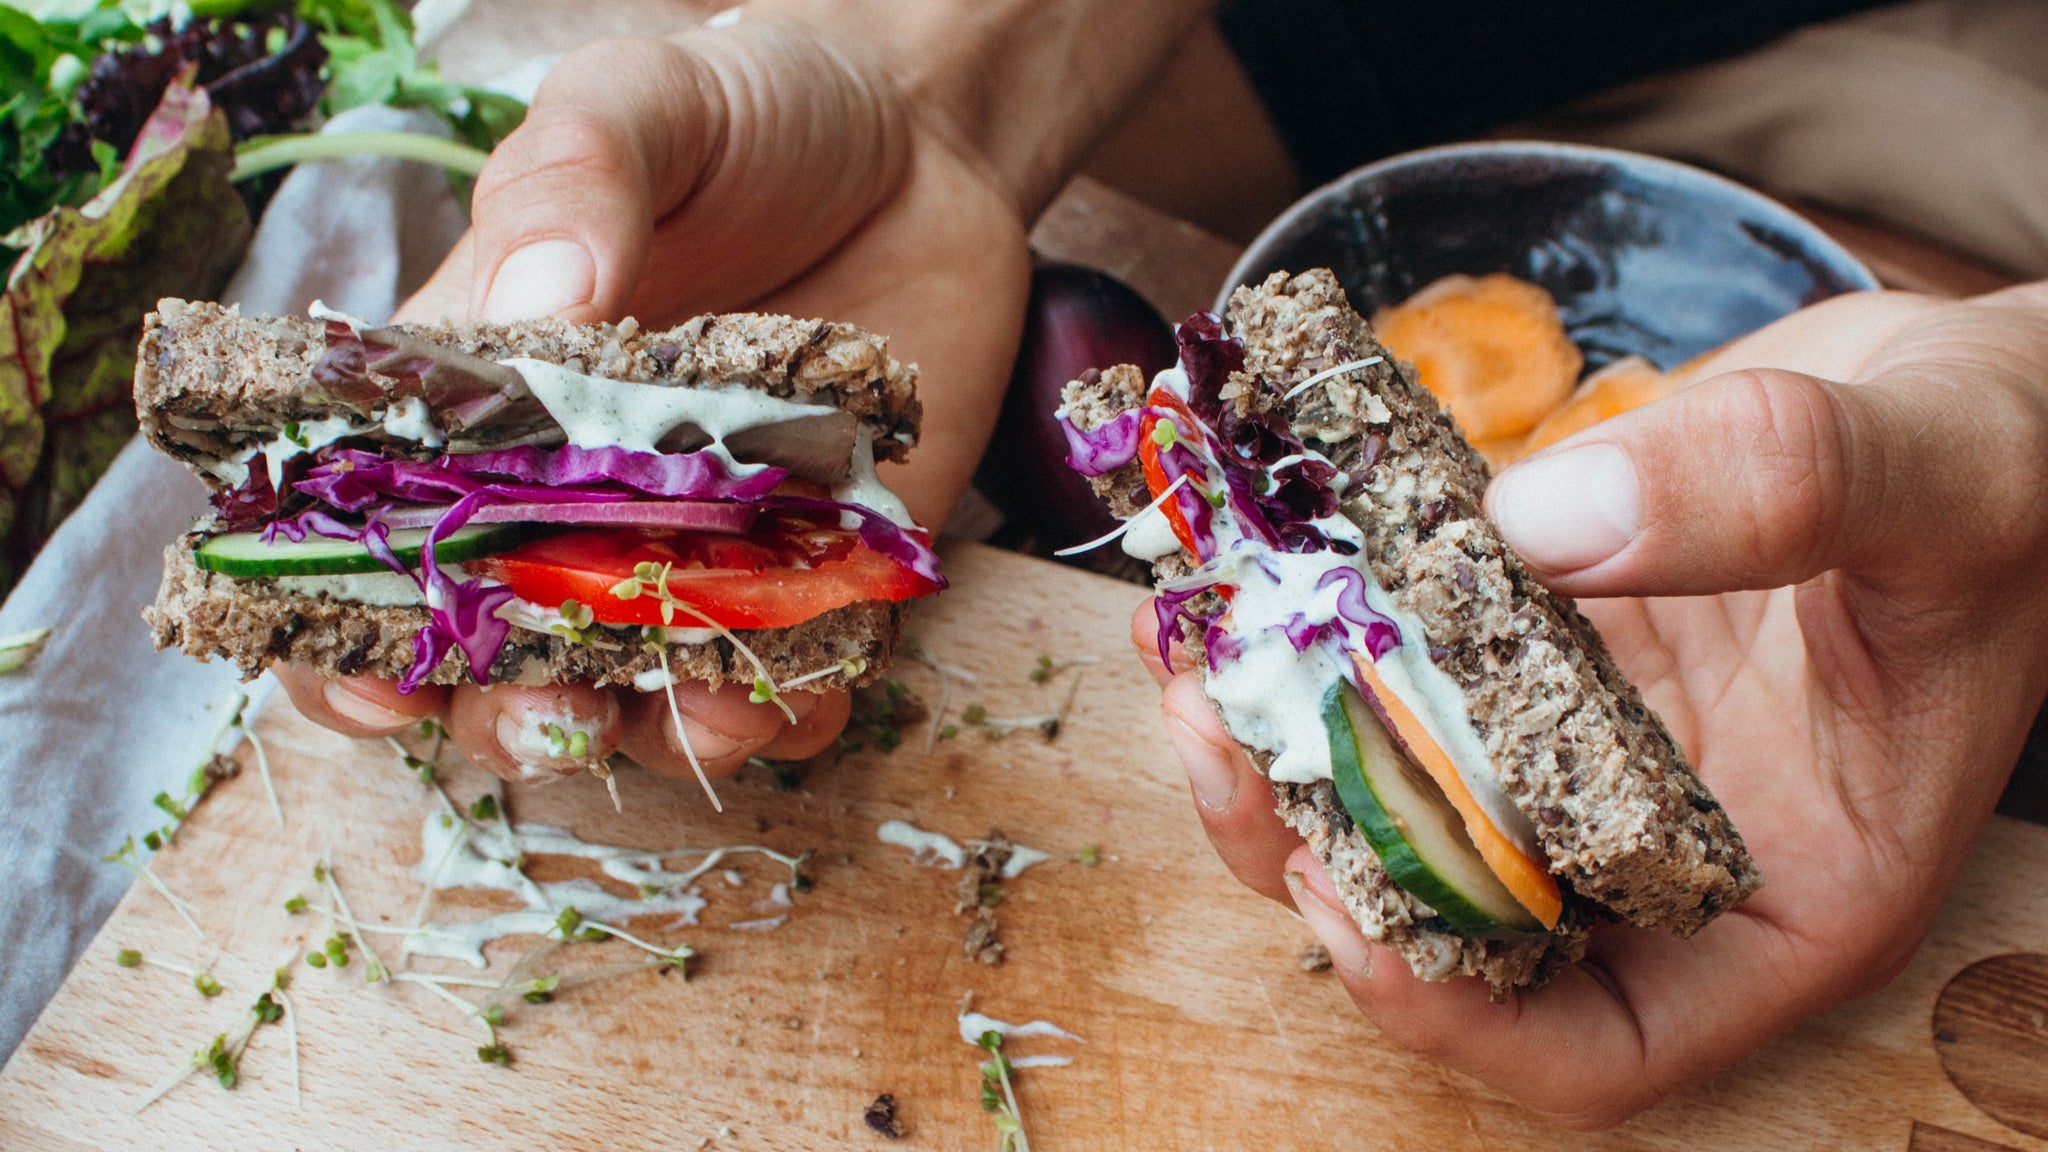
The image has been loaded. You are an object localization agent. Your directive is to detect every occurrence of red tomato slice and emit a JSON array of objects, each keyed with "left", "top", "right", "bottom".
[
  {"left": 470, "top": 517, "right": 939, "bottom": 630},
  {"left": 1138, "top": 388, "right": 1203, "bottom": 557}
]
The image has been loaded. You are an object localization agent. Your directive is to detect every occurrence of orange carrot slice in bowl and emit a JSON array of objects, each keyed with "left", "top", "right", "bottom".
[
  {"left": 1372, "top": 273, "right": 1582, "bottom": 443},
  {"left": 1521, "top": 354, "right": 1670, "bottom": 456}
]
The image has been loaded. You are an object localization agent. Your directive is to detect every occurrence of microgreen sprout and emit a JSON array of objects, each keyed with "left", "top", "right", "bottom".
[
  {"left": 977, "top": 1030, "right": 1030, "bottom": 1151},
  {"left": 1075, "top": 845, "right": 1102, "bottom": 867},
  {"left": 116, "top": 948, "right": 142, "bottom": 968},
  {"left": 1028, "top": 654, "right": 1099, "bottom": 684},
  {"left": 282, "top": 421, "right": 309, "bottom": 449},
  {"left": 962, "top": 704, "right": 988, "bottom": 725},
  {"left": 521, "top": 975, "right": 560, "bottom": 1004},
  {"left": 305, "top": 950, "right": 328, "bottom": 969},
  {"left": 549, "top": 598, "right": 601, "bottom": 646},
  {"left": 477, "top": 1041, "right": 513, "bottom": 1066},
  {"left": 776, "top": 654, "right": 869, "bottom": 693},
  {"left": 625, "top": 578, "right": 799, "bottom": 724},
  {"left": 469, "top": 794, "right": 500, "bottom": 822},
  {"left": 644, "top": 632, "right": 723, "bottom": 812},
  {"left": 103, "top": 836, "right": 209, "bottom": 942},
  {"left": 285, "top": 894, "right": 308, "bottom": 914},
  {"left": 194, "top": 972, "right": 224, "bottom": 997},
  {"left": 542, "top": 722, "right": 591, "bottom": 761},
  {"left": 1150, "top": 419, "right": 1180, "bottom": 448},
  {"left": 1280, "top": 355, "right": 1385, "bottom": 401},
  {"left": 0, "top": 625, "right": 53, "bottom": 675}
]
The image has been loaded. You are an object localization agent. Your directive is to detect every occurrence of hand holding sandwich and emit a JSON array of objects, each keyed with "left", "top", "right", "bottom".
[
  {"left": 1144, "top": 280, "right": 2048, "bottom": 1126},
  {"left": 274, "top": 14, "right": 1058, "bottom": 782}
]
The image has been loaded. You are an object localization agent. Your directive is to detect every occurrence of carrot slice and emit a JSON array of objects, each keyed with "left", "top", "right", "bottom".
[
  {"left": 1521, "top": 354, "right": 1670, "bottom": 456},
  {"left": 1372, "top": 273, "right": 1582, "bottom": 442},
  {"left": 1350, "top": 651, "right": 1563, "bottom": 930}
]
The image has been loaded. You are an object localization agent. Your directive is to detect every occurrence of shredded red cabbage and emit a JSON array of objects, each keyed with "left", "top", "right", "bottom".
[
  {"left": 1174, "top": 311, "right": 1246, "bottom": 421},
  {"left": 1314, "top": 567, "right": 1402, "bottom": 661},
  {"left": 442, "top": 444, "right": 786, "bottom": 500},
  {"left": 263, "top": 442, "right": 941, "bottom": 692},
  {"left": 1152, "top": 582, "right": 1217, "bottom": 669},
  {"left": 1058, "top": 409, "right": 1141, "bottom": 477}
]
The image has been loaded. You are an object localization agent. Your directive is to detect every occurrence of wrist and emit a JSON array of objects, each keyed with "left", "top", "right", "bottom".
[{"left": 733, "top": 0, "right": 1213, "bottom": 219}]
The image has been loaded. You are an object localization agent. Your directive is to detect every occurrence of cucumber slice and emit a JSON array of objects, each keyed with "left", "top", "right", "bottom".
[
  {"left": 1323, "top": 681, "right": 1541, "bottom": 934},
  {"left": 194, "top": 524, "right": 534, "bottom": 578}
]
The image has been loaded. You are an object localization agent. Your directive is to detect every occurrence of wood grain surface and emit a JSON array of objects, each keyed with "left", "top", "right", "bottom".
[{"left": 2, "top": 543, "right": 2046, "bottom": 1150}]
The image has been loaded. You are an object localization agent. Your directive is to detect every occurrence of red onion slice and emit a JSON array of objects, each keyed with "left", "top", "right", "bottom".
[{"left": 376, "top": 501, "right": 757, "bottom": 534}]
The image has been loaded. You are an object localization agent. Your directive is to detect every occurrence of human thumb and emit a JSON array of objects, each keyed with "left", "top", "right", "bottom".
[{"left": 1483, "top": 366, "right": 2037, "bottom": 599}]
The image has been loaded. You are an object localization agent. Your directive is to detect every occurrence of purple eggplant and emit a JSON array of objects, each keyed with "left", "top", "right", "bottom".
[{"left": 978, "top": 263, "right": 1177, "bottom": 552}]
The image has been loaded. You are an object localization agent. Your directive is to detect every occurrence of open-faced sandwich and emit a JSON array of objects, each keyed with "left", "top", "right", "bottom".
[{"left": 1059, "top": 269, "right": 1760, "bottom": 993}]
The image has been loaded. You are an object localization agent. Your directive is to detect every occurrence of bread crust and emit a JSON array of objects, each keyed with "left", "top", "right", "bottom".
[
  {"left": 1062, "top": 269, "right": 1760, "bottom": 983},
  {"left": 136, "top": 299, "right": 920, "bottom": 474},
  {"left": 146, "top": 534, "right": 900, "bottom": 692}
]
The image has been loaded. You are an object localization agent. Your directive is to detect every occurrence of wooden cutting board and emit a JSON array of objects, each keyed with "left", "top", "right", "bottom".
[{"left": 3, "top": 542, "right": 2045, "bottom": 1151}]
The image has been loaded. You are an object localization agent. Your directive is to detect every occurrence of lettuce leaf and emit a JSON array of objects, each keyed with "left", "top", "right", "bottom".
[{"left": 0, "top": 74, "right": 250, "bottom": 587}]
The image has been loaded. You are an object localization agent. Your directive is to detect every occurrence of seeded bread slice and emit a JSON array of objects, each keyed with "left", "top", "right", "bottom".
[
  {"left": 146, "top": 533, "right": 899, "bottom": 693},
  {"left": 1063, "top": 268, "right": 1761, "bottom": 988},
  {"left": 136, "top": 298, "right": 921, "bottom": 474}
]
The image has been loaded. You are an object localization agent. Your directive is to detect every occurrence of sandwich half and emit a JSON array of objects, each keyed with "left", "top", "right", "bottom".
[
  {"left": 1060, "top": 269, "right": 1760, "bottom": 992},
  {"left": 139, "top": 299, "right": 943, "bottom": 700}
]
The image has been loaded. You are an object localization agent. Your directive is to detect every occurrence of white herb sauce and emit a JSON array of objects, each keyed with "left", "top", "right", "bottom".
[
  {"left": 407, "top": 815, "right": 802, "bottom": 967},
  {"left": 378, "top": 396, "right": 445, "bottom": 447},
  {"left": 999, "top": 845, "right": 1055, "bottom": 879},
  {"left": 877, "top": 819, "right": 965, "bottom": 868},
  {"left": 263, "top": 414, "right": 361, "bottom": 491},
  {"left": 1119, "top": 502, "right": 1183, "bottom": 561},
  {"left": 506, "top": 358, "right": 839, "bottom": 466},
  {"left": 1153, "top": 370, "right": 1539, "bottom": 855},
  {"left": 268, "top": 568, "right": 472, "bottom": 607},
  {"left": 956, "top": 1012, "right": 1084, "bottom": 1046}
]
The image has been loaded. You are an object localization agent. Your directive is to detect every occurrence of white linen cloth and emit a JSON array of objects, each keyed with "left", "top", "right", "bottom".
[{"left": 0, "top": 105, "right": 470, "bottom": 1060}]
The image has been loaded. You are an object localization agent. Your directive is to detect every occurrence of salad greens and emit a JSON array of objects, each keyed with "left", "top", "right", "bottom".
[{"left": 0, "top": 0, "right": 527, "bottom": 590}]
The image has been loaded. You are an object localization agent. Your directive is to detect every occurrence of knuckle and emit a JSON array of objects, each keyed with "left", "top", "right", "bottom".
[
  {"left": 1709, "top": 370, "right": 1853, "bottom": 577},
  {"left": 473, "top": 105, "right": 644, "bottom": 211}
]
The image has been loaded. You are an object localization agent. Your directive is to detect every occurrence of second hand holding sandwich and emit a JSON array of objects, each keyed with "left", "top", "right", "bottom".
[{"left": 1061, "top": 270, "right": 1761, "bottom": 993}]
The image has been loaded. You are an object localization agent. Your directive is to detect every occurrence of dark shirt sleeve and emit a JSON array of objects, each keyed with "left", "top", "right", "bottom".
[{"left": 1218, "top": 0, "right": 1899, "bottom": 188}]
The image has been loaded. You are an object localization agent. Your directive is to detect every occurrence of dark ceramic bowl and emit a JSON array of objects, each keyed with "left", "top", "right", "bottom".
[{"left": 1221, "top": 141, "right": 1878, "bottom": 373}]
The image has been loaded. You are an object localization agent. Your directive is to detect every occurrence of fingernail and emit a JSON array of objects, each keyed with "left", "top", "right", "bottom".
[
  {"left": 1286, "top": 871, "right": 1372, "bottom": 977},
  {"left": 666, "top": 717, "right": 745, "bottom": 764},
  {"left": 494, "top": 710, "right": 589, "bottom": 780},
  {"left": 1491, "top": 443, "right": 1640, "bottom": 572},
  {"left": 1165, "top": 712, "right": 1238, "bottom": 812},
  {"left": 481, "top": 240, "right": 595, "bottom": 322},
  {"left": 323, "top": 681, "right": 412, "bottom": 730}
]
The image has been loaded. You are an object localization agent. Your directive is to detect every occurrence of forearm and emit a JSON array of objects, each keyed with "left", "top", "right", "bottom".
[{"left": 743, "top": 0, "right": 1217, "bottom": 219}]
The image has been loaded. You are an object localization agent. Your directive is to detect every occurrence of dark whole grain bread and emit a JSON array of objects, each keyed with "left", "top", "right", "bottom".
[
  {"left": 137, "top": 298, "right": 920, "bottom": 472},
  {"left": 1064, "top": 269, "right": 1761, "bottom": 991}
]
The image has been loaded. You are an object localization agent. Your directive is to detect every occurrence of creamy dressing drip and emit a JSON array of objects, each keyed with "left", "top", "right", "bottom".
[
  {"left": 876, "top": 821, "right": 1056, "bottom": 876},
  {"left": 508, "top": 357, "right": 834, "bottom": 464},
  {"left": 956, "top": 1012, "right": 1085, "bottom": 1048},
  {"left": 1119, "top": 502, "right": 1183, "bottom": 561},
  {"left": 268, "top": 568, "right": 471, "bottom": 607},
  {"left": 407, "top": 814, "right": 802, "bottom": 967},
  {"left": 1153, "top": 369, "right": 1540, "bottom": 856},
  {"left": 378, "top": 396, "right": 445, "bottom": 447},
  {"left": 877, "top": 819, "right": 965, "bottom": 868}
]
